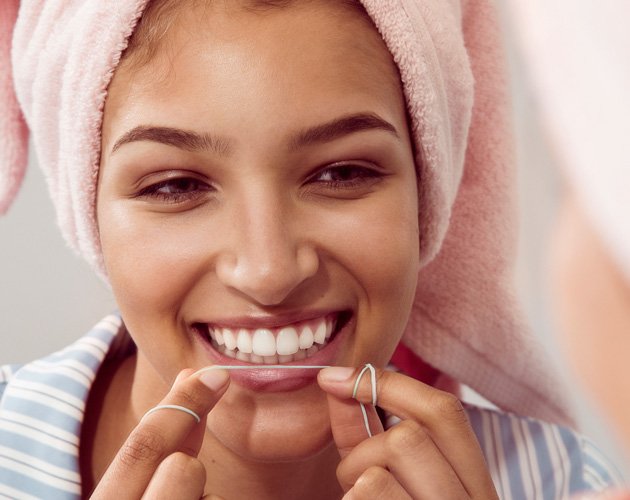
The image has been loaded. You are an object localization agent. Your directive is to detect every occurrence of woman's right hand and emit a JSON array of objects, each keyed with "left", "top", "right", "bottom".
[{"left": 90, "top": 368, "right": 230, "bottom": 500}]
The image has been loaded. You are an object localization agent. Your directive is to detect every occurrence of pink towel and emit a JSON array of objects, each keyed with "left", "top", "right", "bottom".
[
  {"left": 0, "top": 1, "right": 27, "bottom": 214},
  {"left": 0, "top": 0, "right": 574, "bottom": 426}
]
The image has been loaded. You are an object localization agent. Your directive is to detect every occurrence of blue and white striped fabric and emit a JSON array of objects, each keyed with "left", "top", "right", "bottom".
[
  {"left": 0, "top": 315, "right": 121, "bottom": 499},
  {"left": 0, "top": 314, "right": 623, "bottom": 499}
]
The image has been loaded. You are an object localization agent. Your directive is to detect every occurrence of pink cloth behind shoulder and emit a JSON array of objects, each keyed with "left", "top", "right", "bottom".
[{"left": 0, "top": 0, "right": 574, "bottom": 426}]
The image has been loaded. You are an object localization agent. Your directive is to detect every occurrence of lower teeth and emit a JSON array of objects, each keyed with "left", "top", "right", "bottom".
[{"left": 216, "top": 343, "right": 322, "bottom": 363}]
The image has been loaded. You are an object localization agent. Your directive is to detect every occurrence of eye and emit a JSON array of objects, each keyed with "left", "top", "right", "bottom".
[
  {"left": 308, "top": 162, "right": 384, "bottom": 191},
  {"left": 136, "top": 176, "right": 213, "bottom": 204}
]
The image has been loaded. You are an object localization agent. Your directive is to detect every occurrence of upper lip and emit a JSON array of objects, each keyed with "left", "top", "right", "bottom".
[{"left": 194, "top": 309, "right": 344, "bottom": 331}]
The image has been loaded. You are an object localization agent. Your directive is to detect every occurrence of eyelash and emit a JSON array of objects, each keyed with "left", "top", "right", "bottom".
[
  {"left": 136, "top": 177, "right": 212, "bottom": 203},
  {"left": 135, "top": 163, "right": 382, "bottom": 204},
  {"left": 307, "top": 163, "right": 383, "bottom": 190}
]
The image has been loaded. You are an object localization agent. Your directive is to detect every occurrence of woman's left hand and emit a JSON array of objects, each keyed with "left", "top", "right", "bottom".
[{"left": 318, "top": 367, "right": 498, "bottom": 499}]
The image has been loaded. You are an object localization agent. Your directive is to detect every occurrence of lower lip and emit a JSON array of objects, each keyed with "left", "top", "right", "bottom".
[{"left": 194, "top": 318, "right": 352, "bottom": 392}]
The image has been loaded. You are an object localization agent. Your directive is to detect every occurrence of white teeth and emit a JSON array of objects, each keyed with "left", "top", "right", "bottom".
[
  {"left": 252, "top": 329, "right": 276, "bottom": 356},
  {"left": 264, "top": 355, "right": 279, "bottom": 364},
  {"left": 236, "top": 351, "right": 250, "bottom": 362},
  {"left": 276, "top": 327, "right": 299, "bottom": 355},
  {"left": 214, "top": 329, "right": 225, "bottom": 346},
  {"left": 313, "top": 322, "right": 326, "bottom": 344},
  {"left": 223, "top": 328, "right": 237, "bottom": 351},
  {"left": 298, "top": 326, "right": 314, "bottom": 349},
  {"left": 208, "top": 316, "right": 338, "bottom": 362},
  {"left": 236, "top": 329, "right": 252, "bottom": 353}
]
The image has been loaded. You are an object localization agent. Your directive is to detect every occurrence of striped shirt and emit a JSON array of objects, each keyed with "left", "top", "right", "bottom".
[{"left": 0, "top": 314, "right": 623, "bottom": 499}]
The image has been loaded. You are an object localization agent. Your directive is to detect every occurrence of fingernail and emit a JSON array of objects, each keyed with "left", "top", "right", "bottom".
[
  {"left": 320, "top": 366, "right": 355, "bottom": 383},
  {"left": 199, "top": 368, "right": 229, "bottom": 391}
]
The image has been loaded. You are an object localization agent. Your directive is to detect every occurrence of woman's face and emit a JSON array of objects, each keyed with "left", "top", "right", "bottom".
[{"left": 98, "top": 0, "right": 419, "bottom": 461}]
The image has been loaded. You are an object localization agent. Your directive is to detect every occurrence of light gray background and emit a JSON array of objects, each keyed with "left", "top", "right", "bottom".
[{"left": 1, "top": 10, "right": 628, "bottom": 479}]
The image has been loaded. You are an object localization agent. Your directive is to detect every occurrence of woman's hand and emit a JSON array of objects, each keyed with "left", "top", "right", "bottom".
[
  {"left": 318, "top": 367, "right": 498, "bottom": 499},
  {"left": 90, "top": 368, "right": 229, "bottom": 500}
]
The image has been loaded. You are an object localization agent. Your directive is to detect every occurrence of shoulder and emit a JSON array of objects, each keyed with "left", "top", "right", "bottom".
[
  {"left": 464, "top": 404, "right": 624, "bottom": 499},
  {"left": 0, "top": 313, "right": 128, "bottom": 499}
]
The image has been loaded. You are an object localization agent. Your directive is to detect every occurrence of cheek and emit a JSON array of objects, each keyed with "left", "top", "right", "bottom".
[
  {"left": 334, "top": 186, "right": 419, "bottom": 295},
  {"left": 324, "top": 185, "right": 420, "bottom": 357},
  {"left": 98, "top": 204, "right": 211, "bottom": 316}
]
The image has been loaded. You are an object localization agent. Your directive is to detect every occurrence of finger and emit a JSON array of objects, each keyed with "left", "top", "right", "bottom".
[
  {"left": 319, "top": 367, "right": 495, "bottom": 497},
  {"left": 343, "top": 466, "right": 412, "bottom": 500},
  {"left": 324, "top": 391, "right": 384, "bottom": 459},
  {"left": 142, "top": 452, "right": 206, "bottom": 499},
  {"left": 337, "top": 420, "right": 467, "bottom": 498},
  {"left": 92, "top": 368, "right": 229, "bottom": 500}
]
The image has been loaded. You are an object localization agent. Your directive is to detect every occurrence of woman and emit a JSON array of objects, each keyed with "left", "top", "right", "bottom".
[{"left": 0, "top": 0, "right": 621, "bottom": 498}]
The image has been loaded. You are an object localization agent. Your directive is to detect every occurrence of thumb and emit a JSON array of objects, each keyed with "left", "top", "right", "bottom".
[{"left": 318, "top": 367, "right": 384, "bottom": 459}]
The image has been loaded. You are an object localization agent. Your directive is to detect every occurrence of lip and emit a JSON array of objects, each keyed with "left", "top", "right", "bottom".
[
  {"left": 196, "top": 309, "right": 340, "bottom": 331},
  {"left": 193, "top": 311, "right": 353, "bottom": 392}
]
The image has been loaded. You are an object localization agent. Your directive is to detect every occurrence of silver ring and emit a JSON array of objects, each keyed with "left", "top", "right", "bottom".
[{"left": 144, "top": 404, "right": 201, "bottom": 423}]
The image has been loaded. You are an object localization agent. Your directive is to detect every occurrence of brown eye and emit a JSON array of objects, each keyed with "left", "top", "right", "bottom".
[
  {"left": 155, "top": 178, "right": 206, "bottom": 194},
  {"left": 137, "top": 177, "right": 213, "bottom": 203},
  {"left": 311, "top": 163, "right": 382, "bottom": 188}
]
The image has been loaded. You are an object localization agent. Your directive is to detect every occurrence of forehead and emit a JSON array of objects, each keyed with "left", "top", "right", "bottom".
[{"left": 104, "top": 0, "right": 404, "bottom": 142}]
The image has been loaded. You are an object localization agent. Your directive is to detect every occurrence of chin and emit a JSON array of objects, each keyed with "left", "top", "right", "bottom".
[{"left": 206, "top": 383, "right": 334, "bottom": 463}]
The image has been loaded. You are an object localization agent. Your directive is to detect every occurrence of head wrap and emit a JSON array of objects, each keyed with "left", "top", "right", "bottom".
[{"left": 0, "top": 0, "right": 574, "bottom": 426}]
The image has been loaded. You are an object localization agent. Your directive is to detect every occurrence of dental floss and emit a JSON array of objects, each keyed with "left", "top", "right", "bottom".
[
  {"left": 352, "top": 363, "right": 377, "bottom": 437},
  {"left": 193, "top": 364, "right": 378, "bottom": 437},
  {"left": 144, "top": 404, "right": 201, "bottom": 423},
  {"left": 195, "top": 365, "right": 330, "bottom": 373}
]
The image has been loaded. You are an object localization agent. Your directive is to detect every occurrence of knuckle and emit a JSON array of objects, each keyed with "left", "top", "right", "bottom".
[
  {"left": 354, "top": 466, "right": 391, "bottom": 498},
  {"left": 430, "top": 391, "right": 468, "bottom": 424},
  {"left": 118, "top": 425, "right": 167, "bottom": 467},
  {"left": 159, "top": 452, "right": 206, "bottom": 484},
  {"left": 386, "top": 420, "right": 429, "bottom": 456},
  {"left": 169, "top": 386, "right": 205, "bottom": 412},
  {"left": 336, "top": 458, "right": 354, "bottom": 491}
]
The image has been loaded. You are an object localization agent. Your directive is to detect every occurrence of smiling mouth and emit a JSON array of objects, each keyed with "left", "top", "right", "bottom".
[{"left": 195, "top": 311, "right": 351, "bottom": 364}]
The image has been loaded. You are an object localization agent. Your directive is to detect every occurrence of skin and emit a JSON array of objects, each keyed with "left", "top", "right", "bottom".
[
  {"left": 88, "top": 1, "right": 498, "bottom": 498},
  {"left": 549, "top": 194, "right": 630, "bottom": 455}
]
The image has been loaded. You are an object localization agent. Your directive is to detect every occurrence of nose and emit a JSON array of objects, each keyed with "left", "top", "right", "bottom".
[{"left": 215, "top": 197, "right": 319, "bottom": 306}]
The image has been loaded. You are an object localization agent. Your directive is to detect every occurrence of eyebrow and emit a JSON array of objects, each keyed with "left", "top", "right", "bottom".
[
  {"left": 290, "top": 113, "right": 399, "bottom": 149},
  {"left": 111, "top": 126, "right": 233, "bottom": 155},
  {"left": 110, "top": 113, "right": 399, "bottom": 155}
]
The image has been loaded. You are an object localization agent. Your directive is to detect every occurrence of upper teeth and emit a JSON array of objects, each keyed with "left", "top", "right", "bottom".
[{"left": 208, "top": 317, "right": 334, "bottom": 358}]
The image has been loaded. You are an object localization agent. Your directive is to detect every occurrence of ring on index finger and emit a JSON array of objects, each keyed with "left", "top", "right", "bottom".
[{"left": 144, "top": 404, "right": 201, "bottom": 423}]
